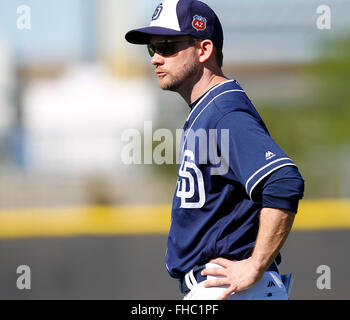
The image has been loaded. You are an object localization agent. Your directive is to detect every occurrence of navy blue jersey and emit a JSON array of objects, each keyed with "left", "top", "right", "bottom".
[{"left": 165, "top": 79, "right": 299, "bottom": 279}]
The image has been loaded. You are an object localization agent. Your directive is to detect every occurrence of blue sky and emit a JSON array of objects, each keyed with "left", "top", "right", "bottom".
[
  {"left": 0, "top": 0, "right": 349, "bottom": 66},
  {"left": 0, "top": 0, "right": 96, "bottom": 65}
]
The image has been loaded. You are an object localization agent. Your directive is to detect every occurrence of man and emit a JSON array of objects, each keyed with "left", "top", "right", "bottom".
[{"left": 125, "top": 0, "right": 304, "bottom": 300}]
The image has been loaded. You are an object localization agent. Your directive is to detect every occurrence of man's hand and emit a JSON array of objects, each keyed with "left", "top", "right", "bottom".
[
  {"left": 201, "top": 208, "right": 296, "bottom": 300},
  {"left": 201, "top": 257, "right": 264, "bottom": 300}
]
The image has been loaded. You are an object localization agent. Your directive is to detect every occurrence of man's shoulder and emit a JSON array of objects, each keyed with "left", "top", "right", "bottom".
[
  {"left": 208, "top": 78, "right": 245, "bottom": 97},
  {"left": 187, "top": 79, "right": 260, "bottom": 129},
  {"left": 207, "top": 79, "right": 252, "bottom": 113}
]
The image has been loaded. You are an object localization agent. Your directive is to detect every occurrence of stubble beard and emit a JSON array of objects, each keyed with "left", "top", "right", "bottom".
[{"left": 159, "top": 59, "right": 200, "bottom": 92}]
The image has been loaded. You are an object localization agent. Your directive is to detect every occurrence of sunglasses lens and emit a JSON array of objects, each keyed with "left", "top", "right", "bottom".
[
  {"left": 147, "top": 42, "right": 178, "bottom": 57},
  {"left": 148, "top": 40, "right": 193, "bottom": 57},
  {"left": 158, "top": 42, "right": 176, "bottom": 56},
  {"left": 147, "top": 44, "right": 155, "bottom": 57}
]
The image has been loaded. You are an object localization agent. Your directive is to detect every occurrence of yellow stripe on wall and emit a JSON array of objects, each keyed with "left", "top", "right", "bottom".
[
  {"left": 0, "top": 205, "right": 171, "bottom": 239},
  {"left": 0, "top": 200, "right": 349, "bottom": 239},
  {"left": 293, "top": 199, "right": 350, "bottom": 230}
]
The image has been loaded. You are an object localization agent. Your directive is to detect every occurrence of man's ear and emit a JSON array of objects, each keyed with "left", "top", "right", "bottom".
[{"left": 198, "top": 39, "right": 214, "bottom": 64}]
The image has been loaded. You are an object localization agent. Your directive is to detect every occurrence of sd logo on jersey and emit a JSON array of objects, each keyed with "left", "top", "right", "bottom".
[
  {"left": 192, "top": 15, "right": 207, "bottom": 31},
  {"left": 176, "top": 150, "right": 206, "bottom": 209}
]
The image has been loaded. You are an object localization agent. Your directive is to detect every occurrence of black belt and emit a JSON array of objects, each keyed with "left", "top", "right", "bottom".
[{"left": 179, "top": 261, "right": 279, "bottom": 294}]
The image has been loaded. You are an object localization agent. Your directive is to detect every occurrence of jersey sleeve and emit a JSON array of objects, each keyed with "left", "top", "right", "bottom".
[
  {"left": 216, "top": 110, "right": 297, "bottom": 202},
  {"left": 262, "top": 165, "right": 305, "bottom": 212}
]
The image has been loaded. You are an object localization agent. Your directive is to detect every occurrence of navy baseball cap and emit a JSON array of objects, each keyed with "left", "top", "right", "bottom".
[{"left": 125, "top": 0, "right": 224, "bottom": 50}]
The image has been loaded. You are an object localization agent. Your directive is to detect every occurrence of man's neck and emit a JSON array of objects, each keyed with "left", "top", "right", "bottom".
[{"left": 178, "top": 72, "right": 228, "bottom": 104}]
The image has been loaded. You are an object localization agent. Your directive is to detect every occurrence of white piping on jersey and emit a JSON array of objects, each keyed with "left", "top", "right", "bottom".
[
  {"left": 245, "top": 157, "right": 294, "bottom": 192},
  {"left": 181, "top": 88, "right": 245, "bottom": 157},
  {"left": 186, "top": 79, "right": 236, "bottom": 122},
  {"left": 247, "top": 163, "right": 296, "bottom": 199},
  {"left": 248, "top": 163, "right": 297, "bottom": 199}
]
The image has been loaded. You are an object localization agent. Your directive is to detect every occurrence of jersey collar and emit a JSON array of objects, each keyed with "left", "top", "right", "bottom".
[{"left": 186, "top": 79, "right": 235, "bottom": 121}]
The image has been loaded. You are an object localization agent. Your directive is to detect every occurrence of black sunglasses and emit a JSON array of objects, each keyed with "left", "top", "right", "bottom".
[{"left": 147, "top": 39, "right": 195, "bottom": 57}]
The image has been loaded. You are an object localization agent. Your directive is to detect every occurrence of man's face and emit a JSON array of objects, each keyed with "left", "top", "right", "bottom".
[{"left": 149, "top": 35, "right": 201, "bottom": 92}]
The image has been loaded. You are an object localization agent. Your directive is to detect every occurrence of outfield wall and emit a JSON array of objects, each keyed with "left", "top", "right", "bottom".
[{"left": 0, "top": 200, "right": 349, "bottom": 300}]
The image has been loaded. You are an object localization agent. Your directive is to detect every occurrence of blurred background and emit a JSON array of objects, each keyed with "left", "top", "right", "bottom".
[{"left": 0, "top": 0, "right": 349, "bottom": 299}]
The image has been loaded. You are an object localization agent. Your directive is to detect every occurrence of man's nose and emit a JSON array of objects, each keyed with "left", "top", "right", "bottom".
[{"left": 151, "top": 52, "right": 164, "bottom": 66}]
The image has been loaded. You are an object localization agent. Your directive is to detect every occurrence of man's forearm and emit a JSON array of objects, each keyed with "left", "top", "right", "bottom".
[{"left": 250, "top": 207, "right": 296, "bottom": 273}]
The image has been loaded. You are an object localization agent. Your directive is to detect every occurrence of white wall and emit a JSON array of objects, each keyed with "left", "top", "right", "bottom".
[{"left": 23, "top": 63, "right": 156, "bottom": 174}]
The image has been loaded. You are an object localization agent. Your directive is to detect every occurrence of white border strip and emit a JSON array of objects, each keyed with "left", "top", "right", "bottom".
[
  {"left": 248, "top": 163, "right": 297, "bottom": 199},
  {"left": 245, "top": 158, "right": 292, "bottom": 191},
  {"left": 184, "top": 273, "right": 194, "bottom": 290}
]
